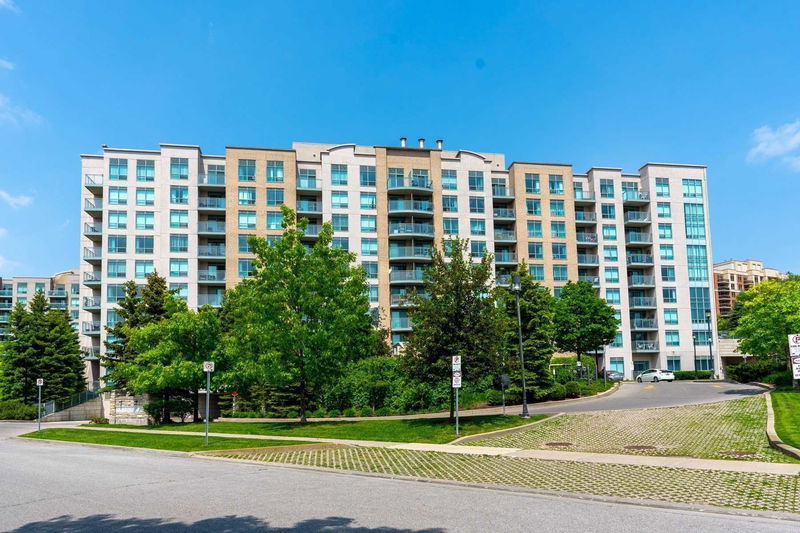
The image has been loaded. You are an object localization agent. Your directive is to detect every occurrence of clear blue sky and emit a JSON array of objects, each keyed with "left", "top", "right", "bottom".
[{"left": 1, "top": 0, "right": 798, "bottom": 277}]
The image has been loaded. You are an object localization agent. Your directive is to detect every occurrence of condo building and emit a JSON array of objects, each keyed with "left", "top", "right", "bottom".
[
  {"left": 80, "top": 139, "right": 717, "bottom": 380},
  {"left": 713, "top": 259, "right": 787, "bottom": 318},
  {"left": 0, "top": 269, "right": 81, "bottom": 338}
]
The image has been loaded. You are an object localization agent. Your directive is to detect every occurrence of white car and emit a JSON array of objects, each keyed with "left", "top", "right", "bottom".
[{"left": 636, "top": 369, "right": 674, "bottom": 383}]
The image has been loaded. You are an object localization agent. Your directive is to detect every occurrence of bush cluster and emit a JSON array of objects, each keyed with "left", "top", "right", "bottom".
[
  {"left": 89, "top": 417, "right": 109, "bottom": 424},
  {"left": 143, "top": 398, "right": 193, "bottom": 424},
  {"left": 0, "top": 400, "right": 38, "bottom": 420},
  {"left": 672, "top": 370, "right": 713, "bottom": 380},
  {"left": 726, "top": 358, "right": 786, "bottom": 384}
]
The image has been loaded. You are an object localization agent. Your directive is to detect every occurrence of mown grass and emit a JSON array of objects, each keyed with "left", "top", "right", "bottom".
[
  {"left": 20, "top": 428, "right": 312, "bottom": 452},
  {"left": 100, "top": 414, "right": 548, "bottom": 444},
  {"left": 771, "top": 388, "right": 800, "bottom": 450}
]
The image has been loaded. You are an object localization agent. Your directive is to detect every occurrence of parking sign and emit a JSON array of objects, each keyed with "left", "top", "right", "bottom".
[
  {"left": 36, "top": 378, "right": 44, "bottom": 387},
  {"left": 203, "top": 361, "right": 215, "bottom": 372}
]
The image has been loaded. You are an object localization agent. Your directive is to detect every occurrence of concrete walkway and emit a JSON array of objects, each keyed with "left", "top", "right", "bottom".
[{"left": 74, "top": 425, "right": 800, "bottom": 475}]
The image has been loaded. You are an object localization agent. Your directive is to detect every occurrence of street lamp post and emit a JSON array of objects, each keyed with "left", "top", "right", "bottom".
[
  {"left": 692, "top": 332, "right": 698, "bottom": 372},
  {"left": 512, "top": 274, "right": 529, "bottom": 418},
  {"left": 705, "top": 309, "right": 714, "bottom": 378}
]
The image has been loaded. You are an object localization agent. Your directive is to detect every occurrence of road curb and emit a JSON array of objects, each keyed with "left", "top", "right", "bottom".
[
  {"left": 448, "top": 413, "right": 563, "bottom": 444},
  {"left": 764, "top": 390, "right": 800, "bottom": 460},
  {"left": 12, "top": 435, "right": 191, "bottom": 456}
]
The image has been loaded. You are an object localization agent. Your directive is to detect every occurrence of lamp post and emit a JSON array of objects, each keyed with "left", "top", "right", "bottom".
[
  {"left": 512, "top": 274, "right": 529, "bottom": 418},
  {"left": 692, "top": 332, "right": 698, "bottom": 372},
  {"left": 705, "top": 309, "right": 714, "bottom": 378}
]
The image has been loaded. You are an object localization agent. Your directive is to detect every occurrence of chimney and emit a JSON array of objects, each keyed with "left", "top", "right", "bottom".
[
  {"left": 418, "top": 138, "right": 425, "bottom": 148},
  {"left": 399, "top": 137, "right": 407, "bottom": 148},
  {"left": 436, "top": 139, "right": 443, "bottom": 150}
]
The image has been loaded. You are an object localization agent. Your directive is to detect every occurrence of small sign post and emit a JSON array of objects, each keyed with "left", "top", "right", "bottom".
[
  {"left": 232, "top": 391, "right": 238, "bottom": 415},
  {"left": 789, "top": 335, "right": 800, "bottom": 389},
  {"left": 203, "top": 361, "right": 215, "bottom": 445},
  {"left": 452, "top": 356, "right": 462, "bottom": 436},
  {"left": 36, "top": 378, "right": 44, "bottom": 432}
]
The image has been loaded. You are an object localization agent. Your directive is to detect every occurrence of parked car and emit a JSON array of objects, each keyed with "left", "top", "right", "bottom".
[
  {"left": 601, "top": 370, "right": 624, "bottom": 381},
  {"left": 636, "top": 369, "right": 674, "bottom": 383}
]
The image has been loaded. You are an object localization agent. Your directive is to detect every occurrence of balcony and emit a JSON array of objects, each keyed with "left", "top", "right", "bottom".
[
  {"left": 198, "top": 173, "right": 226, "bottom": 186},
  {"left": 198, "top": 221, "right": 226, "bottom": 234},
  {"left": 198, "top": 270, "right": 226, "bottom": 283},
  {"left": 629, "top": 296, "right": 657, "bottom": 309},
  {"left": 388, "top": 199, "right": 433, "bottom": 215},
  {"left": 625, "top": 232, "right": 652, "bottom": 245},
  {"left": 574, "top": 191, "right": 596, "bottom": 203},
  {"left": 47, "top": 290, "right": 67, "bottom": 298},
  {"left": 84, "top": 198, "right": 103, "bottom": 212},
  {"left": 579, "top": 275, "right": 600, "bottom": 287},
  {"left": 198, "top": 294, "right": 224, "bottom": 307},
  {"left": 633, "top": 340, "right": 659, "bottom": 352},
  {"left": 577, "top": 254, "right": 599, "bottom": 266},
  {"left": 387, "top": 177, "right": 432, "bottom": 192},
  {"left": 304, "top": 224, "right": 321, "bottom": 237},
  {"left": 624, "top": 211, "right": 651, "bottom": 225},
  {"left": 494, "top": 229, "right": 517, "bottom": 242},
  {"left": 495, "top": 252, "right": 518, "bottom": 264},
  {"left": 50, "top": 302, "right": 67, "bottom": 310},
  {"left": 297, "top": 200, "right": 322, "bottom": 214},
  {"left": 83, "top": 272, "right": 101, "bottom": 285},
  {"left": 82, "top": 321, "right": 101, "bottom": 335},
  {"left": 83, "top": 247, "right": 102, "bottom": 262},
  {"left": 0, "top": 288, "right": 12, "bottom": 296},
  {"left": 575, "top": 211, "right": 597, "bottom": 223},
  {"left": 623, "top": 191, "right": 650, "bottom": 204},
  {"left": 84, "top": 174, "right": 104, "bottom": 189},
  {"left": 0, "top": 328, "right": 8, "bottom": 336},
  {"left": 576, "top": 233, "right": 598, "bottom": 244},
  {"left": 493, "top": 208, "right": 516, "bottom": 220},
  {"left": 391, "top": 317, "right": 413, "bottom": 331},
  {"left": 0, "top": 302, "right": 12, "bottom": 310},
  {"left": 390, "top": 270, "right": 425, "bottom": 284},
  {"left": 83, "top": 222, "right": 102, "bottom": 238},
  {"left": 626, "top": 254, "right": 654, "bottom": 266},
  {"left": 198, "top": 245, "right": 226, "bottom": 258},
  {"left": 389, "top": 246, "right": 432, "bottom": 261},
  {"left": 388, "top": 223, "right": 434, "bottom": 238},
  {"left": 492, "top": 185, "right": 514, "bottom": 199},
  {"left": 198, "top": 197, "right": 226, "bottom": 210},
  {"left": 390, "top": 294, "right": 416, "bottom": 307},
  {"left": 83, "top": 297, "right": 101, "bottom": 310},
  {"left": 628, "top": 275, "right": 655, "bottom": 288},
  {"left": 631, "top": 318, "right": 658, "bottom": 330},
  {"left": 496, "top": 274, "right": 511, "bottom": 286},
  {"left": 0, "top": 313, "right": 9, "bottom": 323},
  {"left": 82, "top": 346, "right": 100, "bottom": 361},
  {"left": 297, "top": 178, "right": 320, "bottom": 191}
]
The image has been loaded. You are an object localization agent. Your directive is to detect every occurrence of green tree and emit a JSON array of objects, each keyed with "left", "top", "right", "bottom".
[
  {"left": 222, "top": 206, "right": 376, "bottom": 422},
  {"left": 553, "top": 281, "right": 619, "bottom": 375},
  {"left": 734, "top": 276, "right": 800, "bottom": 359},
  {"left": 404, "top": 237, "right": 507, "bottom": 420},
  {"left": 0, "top": 292, "right": 85, "bottom": 404}
]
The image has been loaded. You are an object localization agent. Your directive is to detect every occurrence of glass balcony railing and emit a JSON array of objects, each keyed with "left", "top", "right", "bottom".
[
  {"left": 84, "top": 198, "right": 103, "bottom": 210},
  {"left": 631, "top": 318, "right": 657, "bottom": 330},
  {"left": 198, "top": 294, "right": 224, "bottom": 307},
  {"left": 198, "top": 221, "right": 226, "bottom": 233},
  {"left": 574, "top": 191, "right": 596, "bottom": 201},
  {"left": 576, "top": 233, "right": 598, "bottom": 243},
  {"left": 492, "top": 185, "right": 512, "bottom": 197},
  {"left": 198, "top": 245, "right": 226, "bottom": 257},
  {"left": 577, "top": 254, "right": 599, "bottom": 264},
  {"left": 304, "top": 224, "right": 321, "bottom": 236},
  {"left": 629, "top": 297, "right": 657, "bottom": 308},
  {"left": 83, "top": 272, "right": 101, "bottom": 283},
  {"left": 390, "top": 270, "right": 425, "bottom": 282},
  {"left": 389, "top": 223, "right": 434, "bottom": 236},
  {"left": 633, "top": 340, "right": 659, "bottom": 352},
  {"left": 84, "top": 174, "right": 104, "bottom": 187},
  {"left": 625, "top": 232, "right": 652, "bottom": 244},
  {"left": 575, "top": 211, "right": 597, "bottom": 222},
  {"left": 83, "top": 297, "right": 101, "bottom": 309},
  {"left": 198, "top": 197, "right": 226, "bottom": 209},
  {"left": 628, "top": 275, "right": 655, "bottom": 286},
  {"left": 493, "top": 208, "right": 515, "bottom": 218},
  {"left": 388, "top": 200, "right": 433, "bottom": 212},
  {"left": 391, "top": 317, "right": 413, "bottom": 329},
  {"left": 198, "top": 270, "right": 226, "bottom": 282},
  {"left": 47, "top": 290, "right": 67, "bottom": 298},
  {"left": 387, "top": 178, "right": 432, "bottom": 190},
  {"left": 83, "top": 247, "right": 102, "bottom": 260},
  {"left": 297, "top": 200, "right": 322, "bottom": 212},
  {"left": 495, "top": 252, "right": 517, "bottom": 263},
  {"left": 494, "top": 230, "right": 516, "bottom": 241},
  {"left": 297, "top": 178, "right": 320, "bottom": 190},
  {"left": 0, "top": 288, "right": 12, "bottom": 296},
  {"left": 624, "top": 211, "right": 650, "bottom": 223},
  {"left": 623, "top": 191, "right": 650, "bottom": 202},
  {"left": 199, "top": 173, "right": 225, "bottom": 185},
  {"left": 0, "top": 302, "right": 13, "bottom": 310},
  {"left": 82, "top": 321, "right": 101, "bottom": 334},
  {"left": 626, "top": 254, "right": 654, "bottom": 265},
  {"left": 83, "top": 222, "right": 102, "bottom": 234},
  {"left": 389, "top": 246, "right": 432, "bottom": 259}
]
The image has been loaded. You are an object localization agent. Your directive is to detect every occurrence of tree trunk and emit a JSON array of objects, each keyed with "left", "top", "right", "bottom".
[{"left": 162, "top": 390, "right": 170, "bottom": 424}]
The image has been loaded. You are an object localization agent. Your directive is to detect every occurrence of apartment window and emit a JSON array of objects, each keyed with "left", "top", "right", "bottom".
[
  {"left": 167, "top": 259, "right": 187, "bottom": 277},
  {"left": 169, "top": 157, "right": 188, "bottom": 180},
  {"left": 662, "top": 287, "right": 677, "bottom": 303},
  {"left": 107, "top": 284, "right": 125, "bottom": 303},
  {"left": 360, "top": 192, "right": 376, "bottom": 209},
  {"left": 690, "top": 287, "right": 712, "bottom": 324},
  {"left": 547, "top": 174, "right": 563, "bottom": 195},
  {"left": 238, "top": 159, "right": 255, "bottom": 181},
  {"left": 368, "top": 285, "right": 379, "bottom": 302},
  {"left": 109, "top": 158, "right": 128, "bottom": 181},
  {"left": 170, "top": 283, "right": 188, "bottom": 300},
  {"left": 443, "top": 218, "right": 459, "bottom": 235},
  {"left": 661, "top": 266, "right": 676, "bottom": 282},
  {"left": 355, "top": 165, "right": 376, "bottom": 187},
  {"left": 170, "top": 186, "right": 189, "bottom": 204},
  {"left": 330, "top": 163, "right": 348, "bottom": 186},
  {"left": 550, "top": 199, "right": 565, "bottom": 217},
  {"left": 266, "top": 188, "right": 284, "bottom": 206},
  {"left": 441, "top": 169, "right": 457, "bottom": 190},
  {"left": 552, "top": 243, "right": 567, "bottom": 260},
  {"left": 136, "top": 160, "right": 155, "bottom": 182},
  {"left": 529, "top": 264, "right": 545, "bottom": 281},
  {"left": 237, "top": 235, "right": 252, "bottom": 253},
  {"left": 603, "top": 246, "right": 618, "bottom": 261},
  {"left": 266, "top": 160, "right": 284, "bottom": 182},
  {"left": 658, "top": 223, "right": 673, "bottom": 239},
  {"left": 605, "top": 267, "right": 619, "bottom": 283},
  {"left": 550, "top": 221, "right": 566, "bottom": 238},
  {"left": 238, "top": 259, "right": 253, "bottom": 278},
  {"left": 135, "top": 236, "right": 153, "bottom": 254},
  {"left": 332, "top": 237, "right": 349, "bottom": 250},
  {"left": 687, "top": 245, "right": 709, "bottom": 281},
  {"left": 363, "top": 262, "right": 378, "bottom": 279},
  {"left": 694, "top": 332, "right": 713, "bottom": 348},
  {"left": 526, "top": 199, "right": 541, "bottom": 215},
  {"left": 525, "top": 173, "right": 540, "bottom": 194},
  {"left": 107, "top": 235, "right": 127, "bottom": 253},
  {"left": 361, "top": 215, "right": 376, "bottom": 233},
  {"left": 361, "top": 238, "right": 378, "bottom": 256},
  {"left": 331, "top": 191, "right": 348, "bottom": 209},
  {"left": 107, "top": 260, "right": 126, "bottom": 278},
  {"left": 238, "top": 187, "right": 256, "bottom": 205},
  {"left": 34, "top": 282, "right": 45, "bottom": 294},
  {"left": 136, "top": 212, "right": 154, "bottom": 230},
  {"left": 332, "top": 214, "right": 349, "bottom": 232},
  {"left": 601, "top": 203, "right": 615, "bottom": 219},
  {"left": 667, "top": 356, "right": 681, "bottom": 371},
  {"left": 108, "top": 211, "right": 127, "bottom": 229},
  {"left": 170, "top": 234, "right": 188, "bottom": 253},
  {"left": 602, "top": 224, "right": 617, "bottom": 240},
  {"left": 600, "top": 179, "right": 614, "bottom": 198},
  {"left": 207, "top": 164, "right": 225, "bottom": 182},
  {"left": 660, "top": 244, "right": 674, "bottom": 260},
  {"left": 666, "top": 331, "right": 680, "bottom": 347},
  {"left": 469, "top": 197, "right": 485, "bottom": 214},
  {"left": 468, "top": 171, "right": 484, "bottom": 191},
  {"left": 388, "top": 168, "right": 404, "bottom": 187},
  {"left": 135, "top": 260, "right": 154, "bottom": 279},
  {"left": 238, "top": 211, "right": 256, "bottom": 229},
  {"left": 610, "top": 357, "right": 624, "bottom": 373},
  {"left": 109, "top": 186, "right": 128, "bottom": 205},
  {"left": 299, "top": 168, "right": 317, "bottom": 188},
  {"left": 655, "top": 177, "right": 670, "bottom": 197},
  {"left": 610, "top": 333, "right": 623, "bottom": 348},
  {"left": 266, "top": 212, "right": 282, "bottom": 230},
  {"left": 605, "top": 288, "right": 621, "bottom": 305},
  {"left": 657, "top": 202, "right": 671, "bottom": 218},
  {"left": 528, "top": 242, "right": 543, "bottom": 259},
  {"left": 136, "top": 188, "right": 155, "bottom": 206},
  {"left": 682, "top": 178, "right": 703, "bottom": 198},
  {"left": 553, "top": 265, "right": 568, "bottom": 282},
  {"left": 470, "top": 241, "right": 486, "bottom": 257},
  {"left": 664, "top": 309, "right": 679, "bottom": 325},
  {"left": 527, "top": 221, "right": 542, "bottom": 238},
  {"left": 470, "top": 219, "right": 486, "bottom": 236},
  {"left": 71, "top": 283, "right": 80, "bottom": 295},
  {"left": 170, "top": 210, "right": 189, "bottom": 228},
  {"left": 684, "top": 203, "right": 706, "bottom": 239},
  {"left": 436, "top": 195, "right": 456, "bottom": 213}
]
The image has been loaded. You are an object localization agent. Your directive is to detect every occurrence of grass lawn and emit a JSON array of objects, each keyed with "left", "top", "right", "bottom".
[
  {"left": 101, "top": 414, "right": 548, "bottom": 444},
  {"left": 20, "top": 428, "right": 312, "bottom": 452},
  {"left": 771, "top": 388, "right": 800, "bottom": 450}
]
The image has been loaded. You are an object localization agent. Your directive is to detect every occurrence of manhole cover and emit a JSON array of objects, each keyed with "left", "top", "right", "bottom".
[
  {"left": 624, "top": 445, "right": 657, "bottom": 451},
  {"left": 545, "top": 442, "right": 573, "bottom": 447},
  {"left": 720, "top": 451, "right": 756, "bottom": 457}
]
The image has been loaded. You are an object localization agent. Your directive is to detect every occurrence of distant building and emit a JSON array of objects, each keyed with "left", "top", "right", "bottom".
[
  {"left": 0, "top": 268, "right": 81, "bottom": 339},
  {"left": 713, "top": 259, "right": 787, "bottom": 317}
]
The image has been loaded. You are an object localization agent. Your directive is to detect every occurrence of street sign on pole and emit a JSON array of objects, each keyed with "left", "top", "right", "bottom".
[
  {"left": 452, "top": 370, "right": 462, "bottom": 388},
  {"left": 452, "top": 357, "right": 462, "bottom": 435},
  {"left": 203, "top": 362, "right": 214, "bottom": 445},
  {"left": 790, "top": 335, "right": 800, "bottom": 388},
  {"left": 203, "top": 361, "right": 215, "bottom": 373},
  {"left": 36, "top": 379, "right": 44, "bottom": 432}
]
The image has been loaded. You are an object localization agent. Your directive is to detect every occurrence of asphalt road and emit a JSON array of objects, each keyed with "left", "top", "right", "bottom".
[{"left": 0, "top": 432, "right": 797, "bottom": 532}]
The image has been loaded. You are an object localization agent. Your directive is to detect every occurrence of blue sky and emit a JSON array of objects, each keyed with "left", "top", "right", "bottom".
[{"left": 0, "top": 0, "right": 799, "bottom": 277}]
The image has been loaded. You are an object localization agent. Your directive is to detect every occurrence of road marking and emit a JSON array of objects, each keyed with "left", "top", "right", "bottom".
[
  {"left": 712, "top": 385, "right": 722, "bottom": 388},
  {"left": 645, "top": 385, "right": 655, "bottom": 390}
]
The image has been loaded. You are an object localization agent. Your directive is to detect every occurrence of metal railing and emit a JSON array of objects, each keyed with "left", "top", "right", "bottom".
[
  {"left": 82, "top": 321, "right": 101, "bottom": 334},
  {"left": 389, "top": 223, "right": 434, "bottom": 236},
  {"left": 623, "top": 191, "right": 650, "bottom": 202},
  {"left": 84, "top": 198, "right": 103, "bottom": 210},
  {"left": 42, "top": 384, "right": 102, "bottom": 417},
  {"left": 47, "top": 290, "right": 67, "bottom": 298},
  {"left": 304, "top": 224, "right": 321, "bottom": 236},
  {"left": 297, "top": 178, "right": 320, "bottom": 189},
  {"left": 626, "top": 254, "right": 654, "bottom": 265},
  {"left": 0, "top": 302, "right": 13, "bottom": 310},
  {"left": 628, "top": 275, "right": 655, "bottom": 286},
  {"left": 198, "top": 197, "right": 226, "bottom": 209},
  {"left": 492, "top": 185, "right": 512, "bottom": 197},
  {"left": 389, "top": 246, "right": 432, "bottom": 259},
  {"left": 579, "top": 276, "right": 600, "bottom": 285},
  {"left": 198, "top": 221, "right": 226, "bottom": 233},
  {"left": 494, "top": 230, "right": 516, "bottom": 241},
  {"left": 577, "top": 233, "right": 598, "bottom": 243},
  {"left": 83, "top": 272, "right": 101, "bottom": 283},
  {"left": 388, "top": 200, "right": 433, "bottom": 212},
  {"left": 493, "top": 208, "right": 515, "bottom": 218},
  {"left": 198, "top": 294, "right": 224, "bottom": 307},
  {"left": 198, "top": 245, "right": 226, "bottom": 257},
  {"left": 387, "top": 177, "right": 432, "bottom": 190},
  {"left": 84, "top": 174, "right": 104, "bottom": 187},
  {"left": 390, "top": 270, "right": 425, "bottom": 282},
  {"left": 625, "top": 232, "right": 652, "bottom": 244},
  {"left": 624, "top": 211, "right": 650, "bottom": 223},
  {"left": 83, "top": 222, "right": 102, "bottom": 234},
  {"left": 495, "top": 252, "right": 517, "bottom": 263},
  {"left": 199, "top": 173, "right": 225, "bottom": 185},
  {"left": 83, "top": 247, "right": 102, "bottom": 260},
  {"left": 577, "top": 254, "right": 599, "bottom": 264},
  {"left": 575, "top": 211, "right": 597, "bottom": 222},
  {"left": 198, "top": 270, "right": 226, "bottom": 282},
  {"left": 631, "top": 318, "right": 657, "bottom": 329},
  {"left": 297, "top": 200, "right": 322, "bottom": 212},
  {"left": 574, "top": 191, "right": 596, "bottom": 201},
  {"left": 633, "top": 340, "right": 659, "bottom": 352},
  {"left": 629, "top": 297, "right": 657, "bottom": 308},
  {"left": 83, "top": 297, "right": 101, "bottom": 308}
]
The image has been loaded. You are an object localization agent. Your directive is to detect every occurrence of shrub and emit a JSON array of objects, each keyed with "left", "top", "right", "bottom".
[
  {"left": 376, "top": 407, "right": 391, "bottom": 416},
  {"left": 285, "top": 410, "right": 299, "bottom": 418},
  {"left": 359, "top": 407, "right": 373, "bottom": 417},
  {"left": 673, "top": 371, "right": 695, "bottom": 380},
  {"left": 89, "top": 417, "right": 109, "bottom": 424},
  {"left": 327, "top": 409, "right": 341, "bottom": 418},
  {"left": 343, "top": 408, "right": 356, "bottom": 417},
  {"left": 564, "top": 381, "right": 581, "bottom": 398},
  {"left": 548, "top": 383, "right": 566, "bottom": 401},
  {"left": 551, "top": 355, "right": 597, "bottom": 384},
  {"left": 579, "top": 383, "right": 596, "bottom": 396},
  {"left": 484, "top": 389, "right": 503, "bottom": 406},
  {"left": 727, "top": 358, "right": 785, "bottom": 383},
  {"left": 0, "top": 400, "right": 38, "bottom": 420},
  {"left": 310, "top": 409, "right": 326, "bottom": 418},
  {"left": 763, "top": 370, "right": 793, "bottom": 387}
]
